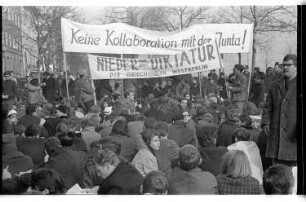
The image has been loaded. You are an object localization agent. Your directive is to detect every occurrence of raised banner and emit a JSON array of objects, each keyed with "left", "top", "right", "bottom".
[
  {"left": 62, "top": 18, "right": 253, "bottom": 54},
  {"left": 88, "top": 41, "right": 222, "bottom": 79}
]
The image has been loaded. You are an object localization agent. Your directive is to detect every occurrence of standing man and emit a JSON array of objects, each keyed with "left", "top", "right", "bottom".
[
  {"left": 41, "top": 71, "right": 58, "bottom": 104},
  {"left": 227, "top": 64, "right": 248, "bottom": 114},
  {"left": 2, "top": 71, "right": 17, "bottom": 112},
  {"left": 261, "top": 54, "right": 297, "bottom": 167}
]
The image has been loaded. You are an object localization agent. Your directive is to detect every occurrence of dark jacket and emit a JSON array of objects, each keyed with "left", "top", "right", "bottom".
[
  {"left": 199, "top": 145, "right": 228, "bottom": 177},
  {"left": 144, "top": 108, "right": 166, "bottom": 122},
  {"left": 217, "top": 175, "right": 261, "bottom": 195},
  {"left": 82, "top": 148, "right": 102, "bottom": 188},
  {"left": 168, "top": 121, "right": 197, "bottom": 148},
  {"left": 44, "top": 76, "right": 58, "bottom": 103},
  {"left": 217, "top": 119, "right": 239, "bottom": 147},
  {"left": 19, "top": 115, "right": 40, "bottom": 128},
  {"left": 169, "top": 167, "right": 218, "bottom": 194},
  {"left": 261, "top": 77, "right": 297, "bottom": 161},
  {"left": 97, "top": 161, "right": 143, "bottom": 195},
  {"left": 2, "top": 79, "right": 17, "bottom": 100},
  {"left": 61, "top": 78, "right": 76, "bottom": 98},
  {"left": 44, "top": 147, "right": 87, "bottom": 189},
  {"left": 16, "top": 137, "right": 46, "bottom": 166},
  {"left": 2, "top": 151, "right": 33, "bottom": 177},
  {"left": 155, "top": 138, "right": 180, "bottom": 180}
]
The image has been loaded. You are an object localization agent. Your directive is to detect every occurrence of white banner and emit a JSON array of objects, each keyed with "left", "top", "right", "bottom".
[
  {"left": 62, "top": 18, "right": 253, "bottom": 54},
  {"left": 88, "top": 41, "right": 222, "bottom": 80}
]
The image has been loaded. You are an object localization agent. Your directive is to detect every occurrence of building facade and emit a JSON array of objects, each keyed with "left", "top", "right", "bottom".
[{"left": 2, "top": 6, "right": 23, "bottom": 75}]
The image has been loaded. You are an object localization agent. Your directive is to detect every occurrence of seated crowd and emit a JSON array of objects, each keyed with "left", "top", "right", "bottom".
[{"left": 1, "top": 90, "right": 296, "bottom": 195}]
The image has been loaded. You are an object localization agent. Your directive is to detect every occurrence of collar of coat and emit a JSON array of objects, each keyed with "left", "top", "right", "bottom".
[{"left": 274, "top": 76, "right": 296, "bottom": 96}]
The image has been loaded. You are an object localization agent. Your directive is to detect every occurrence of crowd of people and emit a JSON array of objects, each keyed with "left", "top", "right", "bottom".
[{"left": 1, "top": 54, "right": 297, "bottom": 195}]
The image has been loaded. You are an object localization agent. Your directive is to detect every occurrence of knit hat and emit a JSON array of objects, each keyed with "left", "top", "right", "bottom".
[
  {"left": 7, "top": 110, "right": 17, "bottom": 117},
  {"left": 2, "top": 133, "right": 17, "bottom": 154}
]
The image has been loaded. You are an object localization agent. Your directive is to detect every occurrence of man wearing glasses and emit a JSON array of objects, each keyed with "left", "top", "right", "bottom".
[{"left": 261, "top": 54, "right": 297, "bottom": 167}]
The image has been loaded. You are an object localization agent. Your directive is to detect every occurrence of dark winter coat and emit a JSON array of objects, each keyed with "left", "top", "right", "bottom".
[
  {"left": 168, "top": 121, "right": 197, "bottom": 148},
  {"left": 261, "top": 77, "right": 297, "bottom": 161},
  {"left": 97, "top": 161, "right": 143, "bottom": 195},
  {"left": 44, "top": 147, "right": 87, "bottom": 189},
  {"left": 230, "top": 73, "right": 248, "bottom": 101},
  {"left": 44, "top": 76, "right": 58, "bottom": 103},
  {"left": 217, "top": 119, "right": 239, "bottom": 147}
]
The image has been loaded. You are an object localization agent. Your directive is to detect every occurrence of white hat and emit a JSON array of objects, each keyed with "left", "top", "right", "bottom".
[{"left": 8, "top": 110, "right": 17, "bottom": 117}]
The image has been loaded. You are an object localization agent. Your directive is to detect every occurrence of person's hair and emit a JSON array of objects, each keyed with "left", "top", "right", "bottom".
[
  {"left": 94, "top": 149, "right": 120, "bottom": 167},
  {"left": 233, "top": 127, "right": 251, "bottom": 141},
  {"left": 263, "top": 164, "right": 294, "bottom": 194},
  {"left": 56, "top": 123, "right": 69, "bottom": 134},
  {"left": 283, "top": 54, "right": 297, "bottom": 66},
  {"left": 58, "top": 135, "right": 74, "bottom": 147},
  {"left": 144, "top": 117, "right": 156, "bottom": 129},
  {"left": 196, "top": 123, "right": 218, "bottom": 146},
  {"left": 114, "top": 82, "right": 120, "bottom": 89},
  {"left": 153, "top": 121, "right": 169, "bottom": 137},
  {"left": 111, "top": 119, "right": 127, "bottom": 136},
  {"left": 141, "top": 129, "right": 160, "bottom": 147},
  {"left": 99, "top": 137, "right": 122, "bottom": 156},
  {"left": 142, "top": 171, "right": 168, "bottom": 194},
  {"left": 179, "top": 144, "right": 201, "bottom": 171},
  {"left": 26, "top": 104, "right": 37, "bottom": 115},
  {"left": 81, "top": 118, "right": 95, "bottom": 128},
  {"left": 31, "top": 168, "right": 66, "bottom": 194},
  {"left": 239, "top": 114, "right": 252, "bottom": 127},
  {"left": 221, "top": 150, "right": 252, "bottom": 178},
  {"left": 56, "top": 105, "right": 69, "bottom": 116},
  {"left": 224, "top": 106, "right": 239, "bottom": 120},
  {"left": 89, "top": 105, "right": 101, "bottom": 114},
  {"left": 234, "top": 64, "right": 244, "bottom": 72},
  {"left": 25, "top": 123, "right": 39, "bottom": 137},
  {"left": 45, "top": 137, "right": 61, "bottom": 155}
]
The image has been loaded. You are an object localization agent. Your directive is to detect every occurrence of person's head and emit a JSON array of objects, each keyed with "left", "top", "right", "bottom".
[
  {"left": 153, "top": 121, "right": 169, "bottom": 138},
  {"left": 45, "top": 137, "right": 62, "bottom": 156},
  {"left": 144, "top": 117, "right": 156, "bottom": 130},
  {"left": 55, "top": 105, "right": 69, "bottom": 117},
  {"left": 263, "top": 164, "right": 294, "bottom": 195},
  {"left": 254, "top": 67, "right": 260, "bottom": 73},
  {"left": 282, "top": 54, "right": 297, "bottom": 80},
  {"left": 77, "top": 69, "right": 87, "bottom": 78},
  {"left": 266, "top": 67, "right": 273, "bottom": 75},
  {"left": 141, "top": 129, "right": 160, "bottom": 151},
  {"left": 196, "top": 106, "right": 209, "bottom": 117},
  {"left": 239, "top": 114, "right": 252, "bottom": 127},
  {"left": 224, "top": 106, "right": 240, "bottom": 121},
  {"left": 234, "top": 64, "right": 244, "bottom": 74},
  {"left": 31, "top": 168, "right": 66, "bottom": 194},
  {"left": 81, "top": 118, "right": 96, "bottom": 129},
  {"left": 124, "top": 91, "right": 135, "bottom": 100},
  {"left": 180, "top": 98, "right": 188, "bottom": 110},
  {"left": 99, "top": 137, "right": 121, "bottom": 156},
  {"left": 25, "top": 123, "right": 40, "bottom": 137},
  {"left": 56, "top": 123, "right": 69, "bottom": 135},
  {"left": 233, "top": 127, "right": 251, "bottom": 142},
  {"left": 114, "top": 82, "right": 120, "bottom": 89},
  {"left": 58, "top": 135, "right": 74, "bottom": 148},
  {"left": 94, "top": 149, "right": 120, "bottom": 179},
  {"left": 111, "top": 119, "right": 127, "bottom": 136},
  {"left": 182, "top": 110, "right": 192, "bottom": 123},
  {"left": 274, "top": 62, "right": 282, "bottom": 73},
  {"left": 179, "top": 144, "right": 201, "bottom": 171},
  {"left": 220, "top": 72, "right": 225, "bottom": 78},
  {"left": 89, "top": 105, "right": 101, "bottom": 114},
  {"left": 150, "top": 100, "right": 159, "bottom": 110},
  {"left": 3, "top": 71, "right": 11, "bottom": 81},
  {"left": 197, "top": 123, "right": 218, "bottom": 146},
  {"left": 7, "top": 110, "right": 18, "bottom": 124},
  {"left": 26, "top": 104, "right": 37, "bottom": 116},
  {"left": 43, "top": 71, "right": 50, "bottom": 79},
  {"left": 221, "top": 150, "right": 252, "bottom": 178},
  {"left": 167, "top": 79, "right": 173, "bottom": 86},
  {"left": 142, "top": 171, "right": 168, "bottom": 195}
]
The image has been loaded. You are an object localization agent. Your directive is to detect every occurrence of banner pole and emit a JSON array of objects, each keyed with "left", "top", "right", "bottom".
[
  {"left": 63, "top": 52, "right": 70, "bottom": 104},
  {"left": 87, "top": 54, "right": 97, "bottom": 105}
]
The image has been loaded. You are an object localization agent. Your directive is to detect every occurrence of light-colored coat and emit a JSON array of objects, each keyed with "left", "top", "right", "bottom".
[{"left": 132, "top": 147, "right": 158, "bottom": 177}]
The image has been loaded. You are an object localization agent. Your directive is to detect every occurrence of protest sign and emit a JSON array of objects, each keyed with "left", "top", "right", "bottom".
[
  {"left": 62, "top": 18, "right": 253, "bottom": 54},
  {"left": 88, "top": 41, "right": 222, "bottom": 79}
]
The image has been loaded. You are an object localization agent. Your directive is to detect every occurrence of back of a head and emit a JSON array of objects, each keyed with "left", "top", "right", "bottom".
[
  {"left": 153, "top": 121, "right": 169, "bottom": 138},
  {"left": 144, "top": 117, "right": 156, "bottom": 129},
  {"left": 99, "top": 137, "right": 122, "bottom": 156},
  {"left": 221, "top": 150, "right": 252, "bottom": 178},
  {"left": 26, "top": 104, "right": 37, "bottom": 115},
  {"left": 179, "top": 144, "right": 201, "bottom": 171},
  {"left": 239, "top": 114, "right": 252, "bottom": 127},
  {"left": 196, "top": 106, "right": 209, "bottom": 116},
  {"left": 263, "top": 164, "right": 294, "bottom": 195},
  {"left": 94, "top": 149, "right": 120, "bottom": 167},
  {"left": 25, "top": 123, "right": 39, "bottom": 137},
  {"left": 111, "top": 119, "right": 127, "bottom": 135},
  {"left": 224, "top": 106, "right": 239, "bottom": 121},
  {"left": 31, "top": 168, "right": 66, "bottom": 194},
  {"left": 45, "top": 137, "right": 61, "bottom": 155},
  {"left": 196, "top": 123, "right": 218, "bottom": 146},
  {"left": 89, "top": 105, "right": 101, "bottom": 114},
  {"left": 233, "top": 127, "right": 250, "bottom": 141},
  {"left": 142, "top": 171, "right": 168, "bottom": 195}
]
